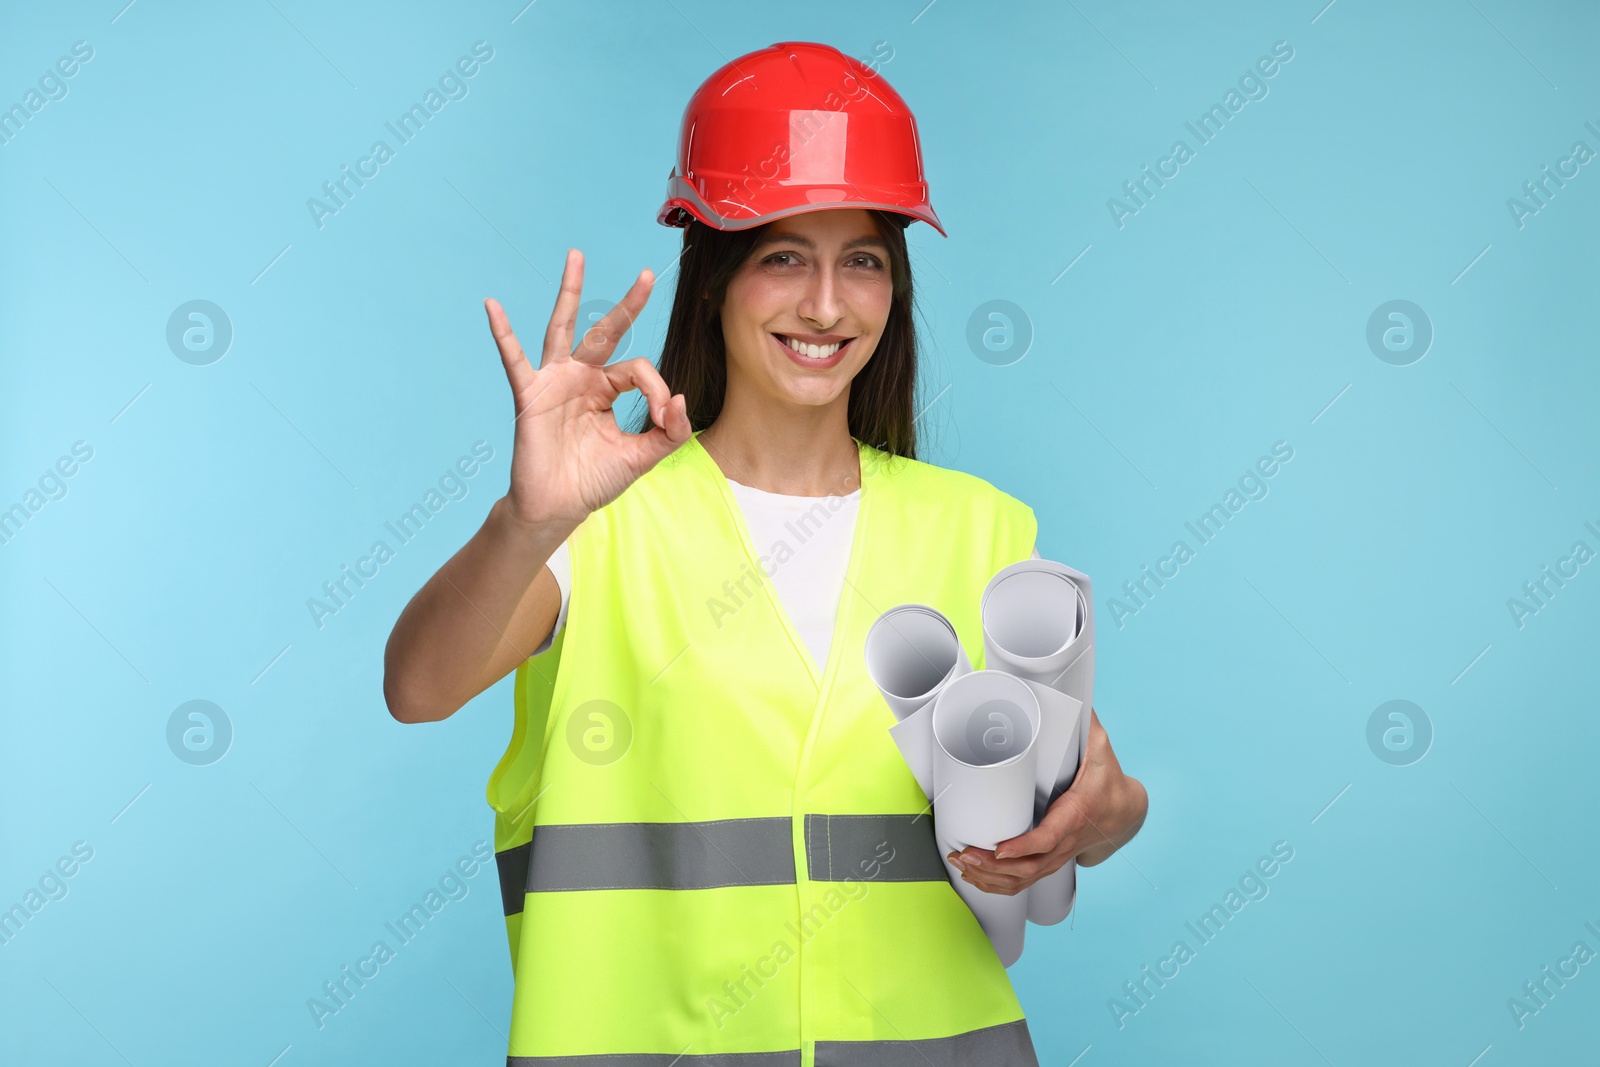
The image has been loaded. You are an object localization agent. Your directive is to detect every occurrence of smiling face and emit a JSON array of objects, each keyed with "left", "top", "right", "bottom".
[{"left": 718, "top": 208, "right": 894, "bottom": 413}]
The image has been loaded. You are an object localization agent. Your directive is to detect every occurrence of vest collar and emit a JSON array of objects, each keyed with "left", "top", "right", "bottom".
[{"left": 680, "top": 428, "right": 881, "bottom": 695}]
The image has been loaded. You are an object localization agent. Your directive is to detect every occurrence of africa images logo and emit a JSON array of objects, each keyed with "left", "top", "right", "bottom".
[
  {"left": 306, "top": 41, "right": 495, "bottom": 230},
  {"left": 1106, "top": 40, "right": 1295, "bottom": 229}
]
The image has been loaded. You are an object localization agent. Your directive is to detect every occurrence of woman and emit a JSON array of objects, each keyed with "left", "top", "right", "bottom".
[{"left": 384, "top": 41, "right": 1146, "bottom": 1066}]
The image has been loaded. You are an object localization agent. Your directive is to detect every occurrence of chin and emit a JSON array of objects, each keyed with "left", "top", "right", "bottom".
[{"left": 775, "top": 380, "right": 850, "bottom": 408}]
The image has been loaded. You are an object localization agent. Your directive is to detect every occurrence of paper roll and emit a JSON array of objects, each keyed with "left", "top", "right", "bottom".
[
  {"left": 928, "top": 670, "right": 1042, "bottom": 968},
  {"left": 980, "top": 559, "right": 1096, "bottom": 926},
  {"left": 980, "top": 559, "right": 1095, "bottom": 707},
  {"left": 1016, "top": 679, "right": 1086, "bottom": 926},
  {"left": 864, "top": 604, "right": 972, "bottom": 722},
  {"left": 864, "top": 605, "right": 973, "bottom": 797},
  {"left": 861, "top": 557, "right": 1100, "bottom": 958},
  {"left": 1018, "top": 679, "right": 1085, "bottom": 822}
]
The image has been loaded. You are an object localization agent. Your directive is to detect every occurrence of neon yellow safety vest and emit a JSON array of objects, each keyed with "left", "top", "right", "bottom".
[{"left": 486, "top": 429, "right": 1041, "bottom": 1066}]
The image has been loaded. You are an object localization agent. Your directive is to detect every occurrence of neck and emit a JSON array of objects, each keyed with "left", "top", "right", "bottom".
[{"left": 697, "top": 401, "right": 860, "bottom": 497}]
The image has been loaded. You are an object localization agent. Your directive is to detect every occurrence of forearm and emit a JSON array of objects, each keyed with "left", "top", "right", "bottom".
[{"left": 383, "top": 495, "right": 572, "bottom": 722}]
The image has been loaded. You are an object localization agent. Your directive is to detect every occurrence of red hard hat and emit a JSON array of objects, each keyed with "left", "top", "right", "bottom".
[{"left": 657, "top": 41, "right": 946, "bottom": 237}]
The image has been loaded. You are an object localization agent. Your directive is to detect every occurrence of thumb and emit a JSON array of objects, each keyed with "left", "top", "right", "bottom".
[
  {"left": 630, "top": 394, "right": 690, "bottom": 468},
  {"left": 994, "top": 793, "right": 1085, "bottom": 860}
]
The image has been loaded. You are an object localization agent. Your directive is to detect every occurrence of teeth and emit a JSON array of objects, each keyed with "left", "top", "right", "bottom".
[{"left": 780, "top": 335, "right": 843, "bottom": 360}]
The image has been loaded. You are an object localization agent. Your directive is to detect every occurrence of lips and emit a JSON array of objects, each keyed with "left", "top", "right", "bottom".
[{"left": 774, "top": 334, "right": 853, "bottom": 361}]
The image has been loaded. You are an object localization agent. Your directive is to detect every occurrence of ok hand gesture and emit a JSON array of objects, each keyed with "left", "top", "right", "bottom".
[{"left": 485, "top": 248, "right": 691, "bottom": 532}]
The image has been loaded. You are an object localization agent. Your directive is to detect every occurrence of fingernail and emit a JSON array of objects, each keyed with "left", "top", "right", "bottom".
[
  {"left": 947, "top": 854, "right": 964, "bottom": 871},
  {"left": 994, "top": 850, "right": 1012, "bottom": 860}
]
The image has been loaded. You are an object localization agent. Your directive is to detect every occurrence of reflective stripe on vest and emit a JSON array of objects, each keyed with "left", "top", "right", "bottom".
[
  {"left": 496, "top": 813, "right": 946, "bottom": 914},
  {"left": 488, "top": 430, "right": 1041, "bottom": 1063},
  {"left": 504, "top": 1018, "right": 1036, "bottom": 1065},
  {"left": 802, "top": 814, "right": 947, "bottom": 884},
  {"left": 510, "top": 1051, "right": 797, "bottom": 1066}
]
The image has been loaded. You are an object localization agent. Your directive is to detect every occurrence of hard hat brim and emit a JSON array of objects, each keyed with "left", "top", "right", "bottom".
[{"left": 658, "top": 174, "right": 947, "bottom": 238}]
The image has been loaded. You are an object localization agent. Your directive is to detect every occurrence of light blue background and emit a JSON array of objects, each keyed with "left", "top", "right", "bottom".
[{"left": 3, "top": 1, "right": 1597, "bottom": 1064}]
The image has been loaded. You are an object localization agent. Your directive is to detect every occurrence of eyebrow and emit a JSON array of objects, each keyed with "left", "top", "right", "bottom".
[{"left": 754, "top": 232, "right": 889, "bottom": 252}]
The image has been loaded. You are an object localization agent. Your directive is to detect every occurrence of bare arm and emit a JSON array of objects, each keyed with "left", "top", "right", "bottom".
[
  {"left": 382, "top": 499, "right": 571, "bottom": 723},
  {"left": 382, "top": 248, "right": 691, "bottom": 724}
]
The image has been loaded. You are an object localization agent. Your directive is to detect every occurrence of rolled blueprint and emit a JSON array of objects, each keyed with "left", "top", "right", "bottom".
[
  {"left": 863, "top": 605, "right": 972, "bottom": 798},
  {"left": 980, "top": 559, "right": 1096, "bottom": 926},
  {"left": 1017, "top": 679, "right": 1087, "bottom": 821},
  {"left": 927, "top": 670, "right": 1042, "bottom": 968},
  {"left": 863, "top": 604, "right": 972, "bottom": 722}
]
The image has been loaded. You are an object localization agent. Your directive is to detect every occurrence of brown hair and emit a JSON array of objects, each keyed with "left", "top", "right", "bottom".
[{"left": 627, "top": 209, "right": 921, "bottom": 460}]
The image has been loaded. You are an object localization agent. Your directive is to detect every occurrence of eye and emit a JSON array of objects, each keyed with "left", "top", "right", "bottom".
[
  {"left": 762, "top": 251, "right": 803, "bottom": 267},
  {"left": 847, "top": 253, "right": 885, "bottom": 271}
]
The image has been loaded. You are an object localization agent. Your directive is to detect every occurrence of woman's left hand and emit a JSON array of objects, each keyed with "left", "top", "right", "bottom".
[{"left": 947, "top": 708, "right": 1147, "bottom": 895}]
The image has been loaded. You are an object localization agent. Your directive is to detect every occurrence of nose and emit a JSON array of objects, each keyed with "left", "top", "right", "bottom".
[{"left": 795, "top": 262, "right": 843, "bottom": 331}]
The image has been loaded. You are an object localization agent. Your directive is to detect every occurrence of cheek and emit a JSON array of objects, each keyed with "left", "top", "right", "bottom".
[
  {"left": 848, "top": 276, "right": 893, "bottom": 325},
  {"left": 844, "top": 283, "right": 893, "bottom": 351},
  {"left": 726, "top": 274, "right": 791, "bottom": 330},
  {"left": 720, "top": 282, "right": 761, "bottom": 343}
]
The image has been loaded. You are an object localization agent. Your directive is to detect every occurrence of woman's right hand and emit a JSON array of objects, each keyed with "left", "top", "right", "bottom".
[{"left": 485, "top": 248, "right": 692, "bottom": 532}]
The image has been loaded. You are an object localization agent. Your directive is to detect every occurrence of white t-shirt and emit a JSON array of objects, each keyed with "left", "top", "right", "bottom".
[{"left": 532, "top": 479, "right": 1038, "bottom": 676}]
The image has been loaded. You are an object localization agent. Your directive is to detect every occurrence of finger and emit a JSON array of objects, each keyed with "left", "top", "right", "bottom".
[
  {"left": 540, "top": 249, "right": 585, "bottom": 368},
  {"left": 571, "top": 268, "right": 655, "bottom": 366},
  {"left": 651, "top": 390, "right": 688, "bottom": 436},
  {"left": 484, "top": 297, "right": 537, "bottom": 398},
  {"left": 951, "top": 848, "right": 1006, "bottom": 885},
  {"left": 658, "top": 392, "right": 691, "bottom": 444},
  {"left": 601, "top": 360, "right": 692, "bottom": 463},
  {"left": 962, "top": 849, "right": 1040, "bottom": 886},
  {"left": 992, "top": 796, "right": 1086, "bottom": 861},
  {"left": 601, "top": 357, "right": 673, "bottom": 428},
  {"left": 952, "top": 847, "right": 1067, "bottom": 897},
  {"left": 625, "top": 391, "right": 692, "bottom": 471},
  {"left": 959, "top": 867, "right": 1025, "bottom": 894},
  {"left": 953, "top": 846, "right": 1046, "bottom": 884},
  {"left": 1085, "top": 707, "right": 1113, "bottom": 770}
]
